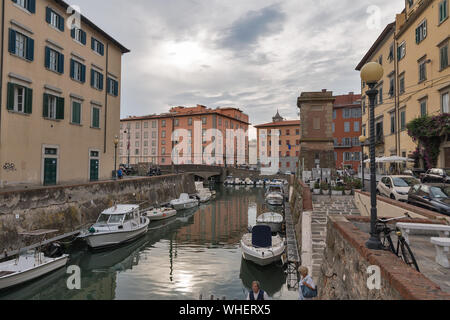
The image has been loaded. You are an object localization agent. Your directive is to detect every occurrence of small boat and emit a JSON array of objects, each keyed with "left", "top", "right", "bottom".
[
  {"left": 170, "top": 193, "right": 199, "bottom": 210},
  {"left": 78, "top": 204, "right": 150, "bottom": 249},
  {"left": 256, "top": 212, "right": 284, "bottom": 233},
  {"left": 0, "top": 230, "right": 69, "bottom": 290},
  {"left": 240, "top": 225, "right": 285, "bottom": 266},
  {"left": 145, "top": 207, "right": 177, "bottom": 221},
  {"left": 256, "top": 180, "right": 264, "bottom": 186},
  {"left": 234, "top": 178, "right": 243, "bottom": 185},
  {"left": 224, "top": 176, "right": 235, "bottom": 185},
  {"left": 244, "top": 178, "right": 254, "bottom": 185},
  {"left": 197, "top": 189, "right": 212, "bottom": 203},
  {"left": 265, "top": 185, "right": 284, "bottom": 206}
]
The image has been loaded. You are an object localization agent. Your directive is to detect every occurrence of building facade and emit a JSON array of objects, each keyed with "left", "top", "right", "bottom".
[
  {"left": 0, "top": 0, "right": 129, "bottom": 187},
  {"left": 356, "top": 0, "right": 449, "bottom": 168},
  {"left": 255, "top": 111, "right": 301, "bottom": 173},
  {"left": 120, "top": 105, "right": 250, "bottom": 166},
  {"left": 333, "top": 93, "right": 362, "bottom": 171}
]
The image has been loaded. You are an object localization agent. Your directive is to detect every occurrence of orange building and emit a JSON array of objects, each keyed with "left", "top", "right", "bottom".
[
  {"left": 333, "top": 93, "right": 362, "bottom": 171},
  {"left": 120, "top": 105, "right": 250, "bottom": 166},
  {"left": 254, "top": 112, "right": 301, "bottom": 173}
]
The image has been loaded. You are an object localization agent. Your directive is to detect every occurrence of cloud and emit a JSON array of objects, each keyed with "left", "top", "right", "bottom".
[{"left": 218, "top": 3, "right": 286, "bottom": 51}]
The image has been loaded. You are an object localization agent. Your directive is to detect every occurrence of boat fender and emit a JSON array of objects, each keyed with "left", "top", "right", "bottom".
[{"left": 89, "top": 227, "right": 96, "bottom": 233}]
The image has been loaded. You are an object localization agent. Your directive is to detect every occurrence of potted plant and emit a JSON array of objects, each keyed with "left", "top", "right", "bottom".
[
  {"left": 313, "top": 182, "right": 321, "bottom": 195},
  {"left": 320, "top": 182, "right": 330, "bottom": 195},
  {"left": 344, "top": 183, "right": 353, "bottom": 195},
  {"left": 352, "top": 179, "right": 362, "bottom": 191},
  {"left": 332, "top": 185, "right": 344, "bottom": 196}
]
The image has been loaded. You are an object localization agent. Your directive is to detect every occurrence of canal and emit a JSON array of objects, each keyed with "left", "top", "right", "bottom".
[{"left": 0, "top": 185, "right": 298, "bottom": 300}]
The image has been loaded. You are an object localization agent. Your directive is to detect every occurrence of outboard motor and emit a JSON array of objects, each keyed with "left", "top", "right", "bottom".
[{"left": 44, "top": 242, "right": 64, "bottom": 258}]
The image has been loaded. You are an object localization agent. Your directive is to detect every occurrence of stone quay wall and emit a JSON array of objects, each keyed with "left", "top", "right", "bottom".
[
  {"left": 0, "top": 174, "right": 196, "bottom": 253},
  {"left": 317, "top": 215, "right": 450, "bottom": 300}
]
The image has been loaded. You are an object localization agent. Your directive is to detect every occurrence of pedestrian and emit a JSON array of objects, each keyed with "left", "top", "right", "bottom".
[
  {"left": 117, "top": 168, "right": 123, "bottom": 180},
  {"left": 246, "top": 281, "right": 270, "bottom": 300},
  {"left": 298, "top": 266, "right": 317, "bottom": 300}
]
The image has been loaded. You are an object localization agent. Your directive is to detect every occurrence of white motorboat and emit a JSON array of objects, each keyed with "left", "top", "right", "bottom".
[
  {"left": 241, "top": 225, "right": 285, "bottom": 266},
  {"left": 0, "top": 230, "right": 69, "bottom": 290},
  {"left": 265, "top": 185, "right": 285, "bottom": 206},
  {"left": 256, "top": 180, "right": 265, "bottom": 186},
  {"left": 78, "top": 205, "right": 150, "bottom": 249},
  {"left": 145, "top": 207, "right": 177, "bottom": 221},
  {"left": 197, "top": 188, "right": 212, "bottom": 203},
  {"left": 256, "top": 212, "right": 284, "bottom": 233},
  {"left": 170, "top": 193, "right": 199, "bottom": 210},
  {"left": 224, "top": 176, "right": 235, "bottom": 185},
  {"left": 234, "top": 178, "right": 243, "bottom": 185},
  {"left": 244, "top": 178, "right": 254, "bottom": 185}
]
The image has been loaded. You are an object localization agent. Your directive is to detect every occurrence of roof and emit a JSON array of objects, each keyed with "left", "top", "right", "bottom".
[
  {"left": 254, "top": 120, "right": 300, "bottom": 128},
  {"left": 334, "top": 94, "right": 362, "bottom": 108},
  {"left": 355, "top": 22, "right": 395, "bottom": 71},
  {"left": 53, "top": 0, "right": 130, "bottom": 53},
  {"left": 102, "top": 204, "right": 139, "bottom": 215}
]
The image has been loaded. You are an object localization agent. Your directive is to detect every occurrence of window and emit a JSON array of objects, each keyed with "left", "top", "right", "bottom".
[
  {"left": 440, "top": 43, "right": 449, "bottom": 70},
  {"left": 174, "top": 119, "right": 179, "bottom": 127},
  {"left": 202, "top": 117, "right": 207, "bottom": 125},
  {"left": 332, "top": 110, "right": 337, "bottom": 120},
  {"left": 420, "top": 98, "right": 427, "bottom": 117},
  {"left": 152, "top": 121, "right": 157, "bottom": 128},
  {"left": 343, "top": 122, "right": 350, "bottom": 133},
  {"left": 8, "top": 29, "right": 34, "bottom": 61},
  {"left": 6, "top": 83, "right": 32, "bottom": 114},
  {"left": 343, "top": 108, "right": 351, "bottom": 119},
  {"left": 354, "top": 121, "right": 360, "bottom": 132},
  {"left": 43, "top": 93, "right": 64, "bottom": 120},
  {"left": 389, "top": 76, "right": 395, "bottom": 97},
  {"left": 162, "top": 120, "right": 166, "bottom": 127},
  {"left": 71, "top": 27, "right": 86, "bottom": 45},
  {"left": 388, "top": 43, "right": 394, "bottom": 61},
  {"left": 46, "top": 7, "right": 64, "bottom": 31},
  {"left": 188, "top": 118, "right": 192, "bottom": 126},
  {"left": 135, "top": 132, "right": 140, "bottom": 139},
  {"left": 419, "top": 60, "right": 427, "bottom": 82},
  {"left": 400, "top": 109, "right": 406, "bottom": 131},
  {"left": 91, "top": 38, "right": 104, "bottom": 56},
  {"left": 144, "top": 122, "right": 148, "bottom": 129},
  {"left": 135, "top": 141, "right": 139, "bottom": 147},
  {"left": 399, "top": 74, "right": 405, "bottom": 94},
  {"left": 107, "top": 78, "right": 119, "bottom": 96},
  {"left": 136, "top": 123, "right": 140, "bottom": 129},
  {"left": 332, "top": 123, "right": 335, "bottom": 133},
  {"left": 313, "top": 118, "right": 320, "bottom": 130},
  {"left": 362, "top": 98, "right": 366, "bottom": 114},
  {"left": 162, "top": 131, "right": 166, "bottom": 138},
  {"left": 378, "top": 85, "right": 383, "bottom": 104},
  {"left": 45, "top": 47, "right": 64, "bottom": 73},
  {"left": 13, "top": 0, "right": 36, "bottom": 13},
  {"left": 70, "top": 59, "right": 86, "bottom": 82},
  {"left": 390, "top": 112, "right": 396, "bottom": 134},
  {"left": 91, "top": 69, "right": 104, "bottom": 90},
  {"left": 439, "top": 0, "right": 448, "bottom": 23},
  {"left": 378, "top": 55, "right": 383, "bottom": 65},
  {"left": 162, "top": 147, "right": 166, "bottom": 155},
  {"left": 415, "top": 20, "right": 427, "bottom": 44},
  {"left": 398, "top": 42, "right": 406, "bottom": 60},
  {"left": 352, "top": 137, "right": 360, "bottom": 147},
  {"left": 442, "top": 91, "right": 449, "bottom": 113},
  {"left": 92, "top": 106, "right": 100, "bottom": 128},
  {"left": 71, "top": 101, "right": 81, "bottom": 124}
]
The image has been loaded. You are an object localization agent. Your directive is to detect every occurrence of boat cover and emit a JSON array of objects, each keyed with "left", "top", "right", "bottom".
[{"left": 252, "top": 225, "right": 272, "bottom": 248}]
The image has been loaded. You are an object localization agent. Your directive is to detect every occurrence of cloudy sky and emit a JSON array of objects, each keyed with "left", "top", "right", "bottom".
[{"left": 73, "top": 0, "right": 404, "bottom": 137}]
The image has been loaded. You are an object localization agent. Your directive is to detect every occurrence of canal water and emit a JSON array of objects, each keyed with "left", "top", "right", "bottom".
[{"left": 0, "top": 186, "right": 298, "bottom": 300}]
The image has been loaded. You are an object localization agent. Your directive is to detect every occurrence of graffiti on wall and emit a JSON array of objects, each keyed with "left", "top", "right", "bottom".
[{"left": 3, "top": 162, "right": 17, "bottom": 172}]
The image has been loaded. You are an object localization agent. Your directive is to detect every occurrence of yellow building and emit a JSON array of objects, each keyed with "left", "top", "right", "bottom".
[
  {"left": 356, "top": 0, "right": 449, "bottom": 168},
  {"left": 0, "top": 0, "right": 129, "bottom": 187}
]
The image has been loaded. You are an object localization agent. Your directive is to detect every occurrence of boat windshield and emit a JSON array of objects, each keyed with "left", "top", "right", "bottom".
[
  {"left": 109, "top": 214, "right": 125, "bottom": 224},
  {"left": 97, "top": 214, "right": 110, "bottom": 224}
]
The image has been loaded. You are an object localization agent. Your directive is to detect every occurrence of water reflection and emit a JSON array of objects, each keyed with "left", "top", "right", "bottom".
[{"left": 0, "top": 186, "right": 296, "bottom": 300}]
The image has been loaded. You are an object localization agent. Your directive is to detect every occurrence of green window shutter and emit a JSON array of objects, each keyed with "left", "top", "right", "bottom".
[
  {"left": 8, "top": 29, "right": 16, "bottom": 54},
  {"left": 7, "top": 83, "right": 15, "bottom": 111},
  {"left": 72, "top": 102, "right": 81, "bottom": 124},
  {"left": 43, "top": 94, "right": 49, "bottom": 118},
  {"left": 93, "top": 108, "right": 100, "bottom": 128},
  {"left": 56, "top": 97, "right": 65, "bottom": 120},
  {"left": 26, "top": 37, "right": 34, "bottom": 61},
  {"left": 25, "top": 87, "right": 33, "bottom": 114}
]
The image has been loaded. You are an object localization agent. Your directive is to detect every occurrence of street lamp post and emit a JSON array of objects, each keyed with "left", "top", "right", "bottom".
[
  {"left": 360, "top": 62, "right": 384, "bottom": 250},
  {"left": 359, "top": 136, "right": 367, "bottom": 191},
  {"left": 114, "top": 135, "right": 119, "bottom": 180}
]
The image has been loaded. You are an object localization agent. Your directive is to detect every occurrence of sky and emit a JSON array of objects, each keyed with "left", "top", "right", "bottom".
[{"left": 72, "top": 0, "right": 404, "bottom": 139}]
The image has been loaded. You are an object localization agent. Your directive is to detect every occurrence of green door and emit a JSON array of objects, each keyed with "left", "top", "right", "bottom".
[
  {"left": 44, "top": 158, "right": 57, "bottom": 186},
  {"left": 90, "top": 159, "right": 99, "bottom": 182}
]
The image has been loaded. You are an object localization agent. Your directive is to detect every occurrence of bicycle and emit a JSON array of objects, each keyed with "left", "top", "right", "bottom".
[{"left": 375, "top": 214, "right": 420, "bottom": 272}]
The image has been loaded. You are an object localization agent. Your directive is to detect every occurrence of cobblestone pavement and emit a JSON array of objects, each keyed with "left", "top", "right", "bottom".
[{"left": 310, "top": 195, "right": 361, "bottom": 279}]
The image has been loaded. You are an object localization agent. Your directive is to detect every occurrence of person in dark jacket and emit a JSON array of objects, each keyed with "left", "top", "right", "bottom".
[{"left": 246, "top": 281, "right": 270, "bottom": 300}]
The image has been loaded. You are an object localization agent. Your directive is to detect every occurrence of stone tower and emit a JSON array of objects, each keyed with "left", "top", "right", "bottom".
[
  {"left": 297, "top": 90, "right": 336, "bottom": 171},
  {"left": 272, "top": 110, "right": 284, "bottom": 123}
]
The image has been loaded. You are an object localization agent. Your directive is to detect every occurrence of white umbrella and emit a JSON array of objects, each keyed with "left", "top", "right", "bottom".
[{"left": 381, "top": 156, "right": 415, "bottom": 163}]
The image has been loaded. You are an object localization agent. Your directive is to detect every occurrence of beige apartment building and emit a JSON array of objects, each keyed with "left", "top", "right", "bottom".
[
  {"left": 0, "top": 0, "right": 129, "bottom": 187},
  {"left": 120, "top": 105, "right": 250, "bottom": 166},
  {"left": 356, "top": 0, "right": 449, "bottom": 168}
]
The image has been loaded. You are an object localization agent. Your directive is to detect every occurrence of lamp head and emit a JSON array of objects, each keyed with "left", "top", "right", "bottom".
[
  {"left": 114, "top": 135, "right": 119, "bottom": 145},
  {"left": 359, "top": 135, "right": 367, "bottom": 144},
  {"left": 360, "top": 62, "right": 384, "bottom": 85}
]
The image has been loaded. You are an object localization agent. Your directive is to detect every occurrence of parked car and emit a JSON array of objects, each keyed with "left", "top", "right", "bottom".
[
  {"left": 120, "top": 164, "right": 136, "bottom": 176},
  {"left": 408, "top": 184, "right": 450, "bottom": 216},
  {"left": 147, "top": 167, "right": 162, "bottom": 176},
  {"left": 377, "top": 175, "right": 420, "bottom": 202},
  {"left": 421, "top": 168, "right": 450, "bottom": 184}
]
